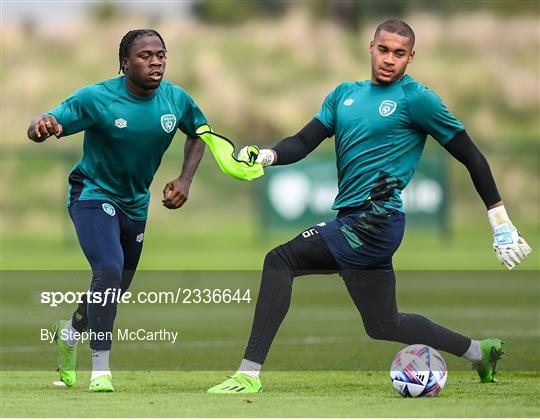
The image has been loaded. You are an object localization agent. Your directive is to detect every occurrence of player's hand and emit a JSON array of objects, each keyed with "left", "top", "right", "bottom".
[
  {"left": 237, "top": 146, "right": 275, "bottom": 167},
  {"left": 162, "top": 177, "right": 190, "bottom": 209},
  {"left": 237, "top": 145, "right": 260, "bottom": 165},
  {"left": 488, "top": 205, "right": 532, "bottom": 270},
  {"left": 492, "top": 223, "right": 532, "bottom": 270},
  {"left": 29, "top": 115, "right": 63, "bottom": 142}
]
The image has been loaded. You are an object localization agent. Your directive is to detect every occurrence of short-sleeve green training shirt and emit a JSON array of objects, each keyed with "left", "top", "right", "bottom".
[
  {"left": 315, "top": 74, "right": 464, "bottom": 213},
  {"left": 46, "top": 76, "right": 207, "bottom": 220}
]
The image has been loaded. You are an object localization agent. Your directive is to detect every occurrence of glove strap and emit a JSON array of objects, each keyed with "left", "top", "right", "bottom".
[
  {"left": 488, "top": 205, "right": 510, "bottom": 229},
  {"left": 258, "top": 149, "right": 275, "bottom": 167}
]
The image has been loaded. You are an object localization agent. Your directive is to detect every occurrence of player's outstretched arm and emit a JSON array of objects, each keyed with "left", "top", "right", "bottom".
[
  {"left": 238, "top": 118, "right": 330, "bottom": 168},
  {"left": 162, "top": 136, "right": 205, "bottom": 209},
  {"left": 27, "top": 115, "right": 63, "bottom": 143},
  {"left": 443, "top": 130, "right": 532, "bottom": 269}
]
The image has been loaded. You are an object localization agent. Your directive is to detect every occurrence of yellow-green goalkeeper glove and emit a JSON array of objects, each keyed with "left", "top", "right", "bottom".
[
  {"left": 195, "top": 125, "right": 264, "bottom": 181},
  {"left": 238, "top": 146, "right": 275, "bottom": 168}
]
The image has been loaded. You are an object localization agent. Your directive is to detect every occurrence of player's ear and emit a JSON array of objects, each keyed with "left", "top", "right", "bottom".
[
  {"left": 408, "top": 50, "right": 415, "bottom": 63},
  {"left": 369, "top": 40, "right": 374, "bottom": 54},
  {"left": 121, "top": 58, "right": 128, "bottom": 74}
]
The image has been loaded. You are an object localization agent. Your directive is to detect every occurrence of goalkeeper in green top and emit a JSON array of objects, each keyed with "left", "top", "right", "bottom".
[
  {"left": 27, "top": 29, "right": 211, "bottom": 392},
  {"left": 208, "top": 19, "right": 532, "bottom": 394}
]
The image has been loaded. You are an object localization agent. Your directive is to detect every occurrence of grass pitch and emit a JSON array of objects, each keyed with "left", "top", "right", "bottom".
[
  {"left": 1, "top": 268, "right": 539, "bottom": 417},
  {"left": 1, "top": 224, "right": 538, "bottom": 417},
  {"left": 1, "top": 371, "right": 539, "bottom": 417}
]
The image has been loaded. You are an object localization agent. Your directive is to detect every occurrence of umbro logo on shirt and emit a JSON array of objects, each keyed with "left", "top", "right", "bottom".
[{"left": 114, "top": 118, "right": 127, "bottom": 129}]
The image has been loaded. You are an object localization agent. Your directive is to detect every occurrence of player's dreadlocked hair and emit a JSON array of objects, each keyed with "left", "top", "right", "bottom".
[
  {"left": 374, "top": 20, "right": 415, "bottom": 47},
  {"left": 118, "top": 29, "right": 167, "bottom": 74}
]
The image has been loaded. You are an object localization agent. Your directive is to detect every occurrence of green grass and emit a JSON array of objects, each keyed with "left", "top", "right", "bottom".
[
  {"left": 1, "top": 268, "right": 539, "bottom": 417},
  {"left": 1, "top": 371, "right": 539, "bottom": 417},
  {"left": 2, "top": 220, "right": 538, "bottom": 270},
  {"left": 1, "top": 223, "right": 538, "bottom": 417}
]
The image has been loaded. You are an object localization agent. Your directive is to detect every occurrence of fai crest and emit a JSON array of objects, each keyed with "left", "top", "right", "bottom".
[
  {"left": 379, "top": 100, "right": 397, "bottom": 117},
  {"left": 102, "top": 203, "right": 116, "bottom": 217},
  {"left": 161, "top": 114, "right": 177, "bottom": 133}
]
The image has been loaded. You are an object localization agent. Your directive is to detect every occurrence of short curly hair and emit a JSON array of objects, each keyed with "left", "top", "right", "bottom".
[{"left": 118, "top": 29, "right": 167, "bottom": 74}]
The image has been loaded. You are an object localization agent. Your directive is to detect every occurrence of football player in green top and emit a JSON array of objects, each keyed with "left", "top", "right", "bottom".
[
  {"left": 27, "top": 29, "right": 208, "bottom": 392},
  {"left": 208, "top": 19, "right": 532, "bottom": 394}
]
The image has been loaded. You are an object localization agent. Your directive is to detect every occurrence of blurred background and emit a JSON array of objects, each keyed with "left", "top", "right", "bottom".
[{"left": 1, "top": 0, "right": 539, "bottom": 270}]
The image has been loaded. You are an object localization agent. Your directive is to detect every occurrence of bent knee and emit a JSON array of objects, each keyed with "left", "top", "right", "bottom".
[
  {"left": 91, "top": 264, "right": 123, "bottom": 290},
  {"left": 363, "top": 318, "right": 402, "bottom": 341},
  {"left": 364, "top": 324, "right": 387, "bottom": 340},
  {"left": 263, "top": 247, "right": 291, "bottom": 270}
]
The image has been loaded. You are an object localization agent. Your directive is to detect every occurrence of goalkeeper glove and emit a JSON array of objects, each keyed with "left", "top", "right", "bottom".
[
  {"left": 488, "top": 206, "right": 532, "bottom": 270},
  {"left": 238, "top": 146, "right": 275, "bottom": 167},
  {"left": 195, "top": 125, "right": 264, "bottom": 181}
]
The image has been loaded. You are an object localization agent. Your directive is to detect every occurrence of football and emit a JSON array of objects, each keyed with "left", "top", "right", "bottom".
[{"left": 390, "top": 344, "right": 448, "bottom": 397}]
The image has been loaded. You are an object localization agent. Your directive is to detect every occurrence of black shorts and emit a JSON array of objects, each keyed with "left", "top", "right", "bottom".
[
  {"left": 276, "top": 206, "right": 404, "bottom": 288},
  {"left": 317, "top": 206, "right": 405, "bottom": 270}
]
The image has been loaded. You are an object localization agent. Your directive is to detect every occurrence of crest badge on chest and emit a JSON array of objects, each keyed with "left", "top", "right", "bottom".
[
  {"left": 379, "top": 100, "right": 397, "bottom": 117},
  {"left": 160, "top": 114, "right": 177, "bottom": 133}
]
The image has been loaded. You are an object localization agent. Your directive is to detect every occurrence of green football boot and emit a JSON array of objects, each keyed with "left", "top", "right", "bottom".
[
  {"left": 52, "top": 320, "right": 77, "bottom": 387},
  {"left": 89, "top": 374, "right": 114, "bottom": 392},
  {"left": 207, "top": 372, "right": 262, "bottom": 394},
  {"left": 472, "top": 338, "right": 505, "bottom": 383}
]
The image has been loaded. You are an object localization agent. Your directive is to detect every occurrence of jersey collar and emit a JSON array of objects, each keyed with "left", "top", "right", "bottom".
[
  {"left": 370, "top": 74, "right": 410, "bottom": 88},
  {"left": 121, "top": 76, "right": 158, "bottom": 102}
]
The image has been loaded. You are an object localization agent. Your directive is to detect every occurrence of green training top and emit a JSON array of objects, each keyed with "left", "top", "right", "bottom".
[
  {"left": 315, "top": 74, "right": 464, "bottom": 213},
  {"left": 46, "top": 76, "right": 207, "bottom": 220}
]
